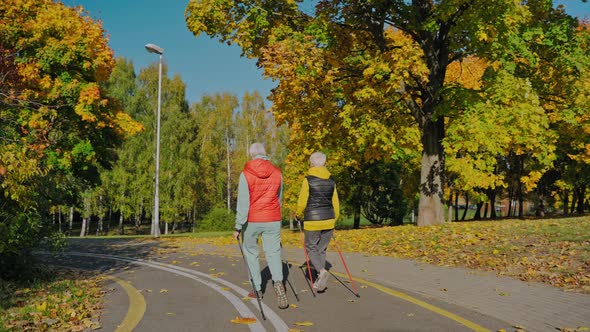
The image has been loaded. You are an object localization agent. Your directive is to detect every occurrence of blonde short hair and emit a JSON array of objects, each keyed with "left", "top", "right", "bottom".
[
  {"left": 310, "top": 152, "right": 326, "bottom": 167},
  {"left": 249, "top": 143, "right": 266, "bottom": 158}
]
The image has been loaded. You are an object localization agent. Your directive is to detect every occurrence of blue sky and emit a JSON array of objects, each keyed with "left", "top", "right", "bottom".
[{"left": 63, "top": 1, "right": 588, "bottom": 104}]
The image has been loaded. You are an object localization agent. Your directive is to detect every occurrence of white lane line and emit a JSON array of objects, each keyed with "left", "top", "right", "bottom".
[
  {"left": 61, "top": 252, "right": 268, "bottom": 332},
  {"left": 144, "top": 258, "right": 290, "bottom": 331},
  {"left": 62, "top": 252, "right": 290, "bottom": 332}
]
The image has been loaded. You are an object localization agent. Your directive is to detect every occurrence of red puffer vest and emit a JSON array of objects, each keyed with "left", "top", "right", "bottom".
[{"left": 243, "top": 159, "right": 282, "bottom": 222}]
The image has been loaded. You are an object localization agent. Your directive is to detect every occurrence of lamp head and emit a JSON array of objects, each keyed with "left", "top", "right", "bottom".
[{"left": 145, "top": 43, "right": 164, "bottom": 55}]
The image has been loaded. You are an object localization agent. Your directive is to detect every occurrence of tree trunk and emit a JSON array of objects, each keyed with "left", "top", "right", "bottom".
[
  {"left": 97, "top": 195, "right": 103, "bottom": 236},
  {"left": 563, "top": 190, "right": 570, "bottom": 216},
  {"left": 577, "top": 186, "right": 587, "bottom": 214},
  {"left": 483, "top": 202, "right": 489, "bottom": 219},
  {"left": 81, "top": 197, "right": 89, "bottom": 237},
  {"left": 58, "top": 207, "right": 62, "bottom": 232},
  {"left": 570, "top": 195, "right": 576, "bottom": 214},
  {"left": 473, "top": 202, "right": 483, "bottom": 220},
  {"left": 107, "top": 206, "right": 112, "bottom": 234},
  {"left": 191, "top": 205, "right": 196, "bottom": 232},
  {"left": 454, "top": 192, "right": 459, "bottom": 221},
  {"left": 119, "top": 206, "right": 124, "bottom": 235},
  {"left": 506, "top": 186, "right": 513, "bottom": 217},
  {"left": 69, "top": 206, "right": 74, "bottom": 233},
  {"left": 461, "top": 195, "right": 469, "bottom": 221},
  {"left": 489, "top": 189, "right": 497, "bottom": 219},
  {"left": 80, "top": 218, "right": 87, "bottom": 237},
  {"left": 517, "top": 156, "right": 524, "bottom": 218},
  {"left": 417, "top": 118, "right": 445, "bottom": 226},
  {"left": 446, "top": 191, "right": 453, "bottom": 222},
  {"left": 353, "top": 205, "right": 361, "bottom": 229},
  {"left": 447, "top": 200, "right": 453, "bottom": 222}
]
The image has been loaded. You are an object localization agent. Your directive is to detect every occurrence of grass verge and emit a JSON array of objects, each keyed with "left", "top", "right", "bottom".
[{"left": 0, "top": 268, "right": 103, "bottom": 331}]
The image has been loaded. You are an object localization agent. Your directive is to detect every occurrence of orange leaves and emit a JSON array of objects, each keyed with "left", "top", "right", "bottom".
[
  {"left": 230, "top": 316, "right": 257, "bottom": 324},
  {"left": 75, "top": 84, "right": 101, "bottom": 123},
  {"left": 445, "top": 56, "right": 488, "bottom": 90},
  {"left": 114, "top": 111, "right": 144, "bottom": 136}
]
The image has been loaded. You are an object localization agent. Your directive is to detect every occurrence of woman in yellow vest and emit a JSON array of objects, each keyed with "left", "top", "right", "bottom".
[{"left": 296, "top": 152, "right": 340, "bottom": 292}]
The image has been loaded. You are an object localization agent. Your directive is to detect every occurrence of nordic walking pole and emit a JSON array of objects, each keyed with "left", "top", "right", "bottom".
[
  {"left": 331, "top": 234, "right": 360, "bottom": 297},
  {"left": 281, "top": 242, "right": 299, "bottom": 301},
  {"left": 236, "top": 235, "right": 267, "bottom": 320},
  {"left": 327, "top": 270, "right": 359, "bottom": 297},
  {"left": 296, "top": 218, "right": 316, "bottom": 297}
]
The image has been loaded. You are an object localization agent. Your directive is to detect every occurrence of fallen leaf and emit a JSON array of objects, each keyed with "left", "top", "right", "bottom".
[
  {"left": 295, "top": 321, "right": 314, "bottom": 326},
  {"left": 230, "top": 316, "right": 257, "bottom": 324},
  {"left": 36, "top": 301, "right": 47, "bottom": 311},
  {"left": 288, "top": 329, "right": 304, "bottom": 332},
  {"left": 160, "top": 289, "right": 168, "bottom": 293},
  {"left": 220, "top": 287, "right": 231, "bottom": 291},
  {"left": 361, "top": 285, "right": 368, "bottom": 289},
  {"left": 289, "top": 304, "right": 298, "bottom": 308}
]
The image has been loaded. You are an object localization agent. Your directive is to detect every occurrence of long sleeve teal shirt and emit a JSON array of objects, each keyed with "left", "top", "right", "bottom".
[{"left": 234, "top": 155, "right": 283, "bottom": 231}]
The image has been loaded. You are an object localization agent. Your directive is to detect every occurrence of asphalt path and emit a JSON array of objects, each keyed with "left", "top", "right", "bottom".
[{"left": 37, "top": 238, "right": 512, "bottom": 332}]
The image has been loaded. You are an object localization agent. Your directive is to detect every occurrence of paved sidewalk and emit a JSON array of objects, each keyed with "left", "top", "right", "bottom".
[{"left": 281, "top": 247, "right": 590, "bottom": 332}]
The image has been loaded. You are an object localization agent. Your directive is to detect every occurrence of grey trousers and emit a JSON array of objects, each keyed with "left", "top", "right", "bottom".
[{"left": 304, "top": 229, "right": 334, "bottom": 273}]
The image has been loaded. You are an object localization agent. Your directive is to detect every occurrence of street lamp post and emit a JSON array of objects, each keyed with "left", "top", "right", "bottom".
[{"left": 145, "top": 43, "right": 164, "bottom": 238}]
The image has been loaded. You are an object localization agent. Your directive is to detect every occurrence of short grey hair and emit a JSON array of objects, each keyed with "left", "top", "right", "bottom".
[
  {"left": 310, "top": 152, "right": 326, "bottom": 167},
  {"left": 249, "top": 142, "right": 266, "bottom": 158}
]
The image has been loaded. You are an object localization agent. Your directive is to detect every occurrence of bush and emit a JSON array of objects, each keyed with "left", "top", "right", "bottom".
[
  {"left": 198, "top": 205, "right": 235, "bottom": 231},
  {"left": 0, "top": 209, "right": 62, "bottom": 280}
]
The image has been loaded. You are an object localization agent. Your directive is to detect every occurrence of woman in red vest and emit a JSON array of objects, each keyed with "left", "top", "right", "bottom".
[{"left": 233, "top": 143, "right": 288, "bottom": 309}]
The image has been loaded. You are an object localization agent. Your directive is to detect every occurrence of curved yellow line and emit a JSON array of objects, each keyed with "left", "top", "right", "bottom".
[
  {"left": 105, "top": 275, "right": 146, "bottom": 332},
  {"left": 329, "top": 270, "right": 491, "bottom": 332}
]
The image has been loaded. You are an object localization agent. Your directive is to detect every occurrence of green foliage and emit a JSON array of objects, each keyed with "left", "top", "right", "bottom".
[
  {"left": 0, "top": 209, "right": 48, "bottom": 279},
  {"left": 0, "top": 0, "right": 141, "bottom": 274},
  {"left": 360, "top": 161, "right": 408, "bottom": 226},
  {"left": 198, "top": 205, "right": 235, "bottom": 232},
  {"left": 185, "top": 0, "right": 590, "bottom": 224}
]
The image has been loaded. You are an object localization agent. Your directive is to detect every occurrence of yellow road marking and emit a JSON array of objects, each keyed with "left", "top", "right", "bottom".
[
  {"left": 283, "top": 257, "right": 489, "bottom": 332},
  {"left": 329, "top": 270, "right": 491, "bottom": 332},
  {"left": 105, "top": 275, "right": 146, "bottom": 332}
]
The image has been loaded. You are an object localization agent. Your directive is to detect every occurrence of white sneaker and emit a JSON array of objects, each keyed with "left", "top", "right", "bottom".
[{"left": 315, "top": 270, "right": 329, "bottom": 291}]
